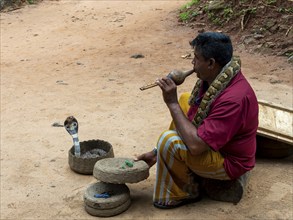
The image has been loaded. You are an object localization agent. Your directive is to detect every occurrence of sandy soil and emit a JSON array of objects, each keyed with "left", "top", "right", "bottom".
[{"left": 0, "top": 1, "right": 292, "bottom": 219}]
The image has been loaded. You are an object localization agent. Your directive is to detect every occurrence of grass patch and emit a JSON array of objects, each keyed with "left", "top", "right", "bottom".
[
  {"left": 179, "top": 0, "right": 200, "bottom": 22},
  {"left": 180, "top": 0, "right": 200, "bottom": 10}
]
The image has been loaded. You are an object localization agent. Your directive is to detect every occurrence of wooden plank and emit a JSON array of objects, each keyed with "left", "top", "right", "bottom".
[{"left": 257, "top": 100, "right": 293, "bottom": 145}]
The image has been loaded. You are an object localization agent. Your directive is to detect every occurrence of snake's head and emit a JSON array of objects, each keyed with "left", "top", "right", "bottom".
[{"left": 64, "top": 116, "right": 78, "bottom": 134}]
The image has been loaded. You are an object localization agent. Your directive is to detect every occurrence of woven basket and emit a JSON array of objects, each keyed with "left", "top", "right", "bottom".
[{"left": 68, "top": 139, "right": 114, "bottom": 174}]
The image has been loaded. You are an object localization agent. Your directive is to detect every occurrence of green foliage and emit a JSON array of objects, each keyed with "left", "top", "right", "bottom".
[
  {"left": 278, "top": 7, "right": 293, "bottom": 13},
  {"left": 180, "top": 0, "right": 200, "bottom": 10},
  {"left": 179, "top": 0, "right": 201, "bottom": 22},
  {"left": 266, "top": 0, "right": 277, "bottom": 5},
  {"left": 285, "top": 51, "right": 293, "bottom": 58},
  {"left": 179, "top": 10, "right": 200, "bottom": 22},
  {"left": 223, "top": 7, "right": 233, "bottom": 21},
  {"left": 0, "top": 0, "right": 38, "bottom": 10},
  {"left": 179, "top": 11, "right": 190, "bottom": 21},
  {"left": 239, "top": 7, "right": 257, "bottom": 17},
  {"left": 178, "top": 0, "right": 291, "bottom": 28},
  {"left": 207, "top": 12, "right": 222, "bottom": 26}
]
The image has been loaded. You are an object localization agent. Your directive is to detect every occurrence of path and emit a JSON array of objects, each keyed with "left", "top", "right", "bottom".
[{"left": 0, "top": 1, "right": 292, "bottom": 219}]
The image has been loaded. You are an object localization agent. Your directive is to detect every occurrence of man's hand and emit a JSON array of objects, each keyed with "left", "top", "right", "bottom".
[
  {"left": 156, "top": 77, "right": 210, "bottom": 156},
  {"left": 135, "top": 151, "right": 157, "bottom": 168},
  {"left": 156, "top": 76, "right": 178, "bottom": 106}
]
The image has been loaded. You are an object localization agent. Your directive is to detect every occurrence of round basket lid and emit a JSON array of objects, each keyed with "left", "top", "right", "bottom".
[{"left": 93, "top": 158, "right": 149, "bottom": 184}]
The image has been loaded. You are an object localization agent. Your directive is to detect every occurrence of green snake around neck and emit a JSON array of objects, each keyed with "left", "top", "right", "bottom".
[{"left": 188, "top": 56, "right": 241, "bottom": 128}]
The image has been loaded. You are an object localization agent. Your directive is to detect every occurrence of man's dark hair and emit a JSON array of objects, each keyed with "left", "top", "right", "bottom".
[{"left": 190, "top": 32, "right": 233, "bottom": 67}]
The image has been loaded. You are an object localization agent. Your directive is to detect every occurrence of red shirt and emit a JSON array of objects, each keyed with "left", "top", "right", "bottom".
[{"left": 187, "top": 71, "right": 258, "bottom": 179}]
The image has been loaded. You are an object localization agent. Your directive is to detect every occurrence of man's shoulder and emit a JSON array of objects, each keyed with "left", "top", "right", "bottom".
[
  {"left": 216, "top": 71, "right": 257, "bottom": 106},
  {"left": 226, "top": 71, "right": 255, "bottom": 95}
]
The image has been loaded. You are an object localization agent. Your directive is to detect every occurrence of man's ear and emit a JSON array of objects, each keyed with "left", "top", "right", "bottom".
[{"left": 209, "top": 58, "right": 216, "bottom": 69}]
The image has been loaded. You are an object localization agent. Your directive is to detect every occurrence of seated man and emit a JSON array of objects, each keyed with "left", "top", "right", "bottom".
[{"left": 136, "top": 32, "right": 259, "bottom": 209}]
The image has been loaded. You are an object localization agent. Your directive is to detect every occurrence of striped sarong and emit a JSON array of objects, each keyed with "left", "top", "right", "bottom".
[{"left": 153, "top": 93, "right": 230, "bottom": 204}]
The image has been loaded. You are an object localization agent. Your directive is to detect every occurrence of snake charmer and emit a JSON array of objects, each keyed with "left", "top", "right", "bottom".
[{"left": 136, "top": 32, "right": 259, "bottom": 209}]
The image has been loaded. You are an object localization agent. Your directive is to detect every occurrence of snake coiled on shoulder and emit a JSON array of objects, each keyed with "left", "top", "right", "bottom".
[{"left": 188, "top": 56, "right": 241, "bottom": 128}]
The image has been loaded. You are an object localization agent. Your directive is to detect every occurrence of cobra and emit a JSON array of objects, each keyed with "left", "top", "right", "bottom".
[{"left": 64, "top": 116, "right": 81, "bottom": 157}]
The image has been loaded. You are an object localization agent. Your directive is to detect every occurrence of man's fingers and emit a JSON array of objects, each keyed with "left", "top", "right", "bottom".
[
  {"left": 134, "top": 153, "right": 146, "bottom": 161},
  {"left": 161, "top": 76, "right": 176, "bottom": 87},
  {"left": 157, "top": 77, "right": 170, "bottom": 87},
  {"left": 133, "top": 153, "right": 139, "bottom": 161},
  {"left": 156, "top": 78, "right": 165, "bottom": 88},
  {"left": 166, "top": 77, "right": 176, "bottom": 86}
]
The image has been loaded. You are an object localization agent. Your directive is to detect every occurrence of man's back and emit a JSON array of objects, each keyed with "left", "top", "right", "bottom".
[{"left": 197, "top": 71, "right": 259, "bottom": 179}]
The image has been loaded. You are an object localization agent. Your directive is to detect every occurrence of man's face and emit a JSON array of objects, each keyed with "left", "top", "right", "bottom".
[{"left": 192, "top": 48, "right": 211, "bottom": 81}]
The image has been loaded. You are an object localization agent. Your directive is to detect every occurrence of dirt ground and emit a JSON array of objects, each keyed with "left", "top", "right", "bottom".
[{"left": 0, "top": 1, "right": 292, "bottom": 219}]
